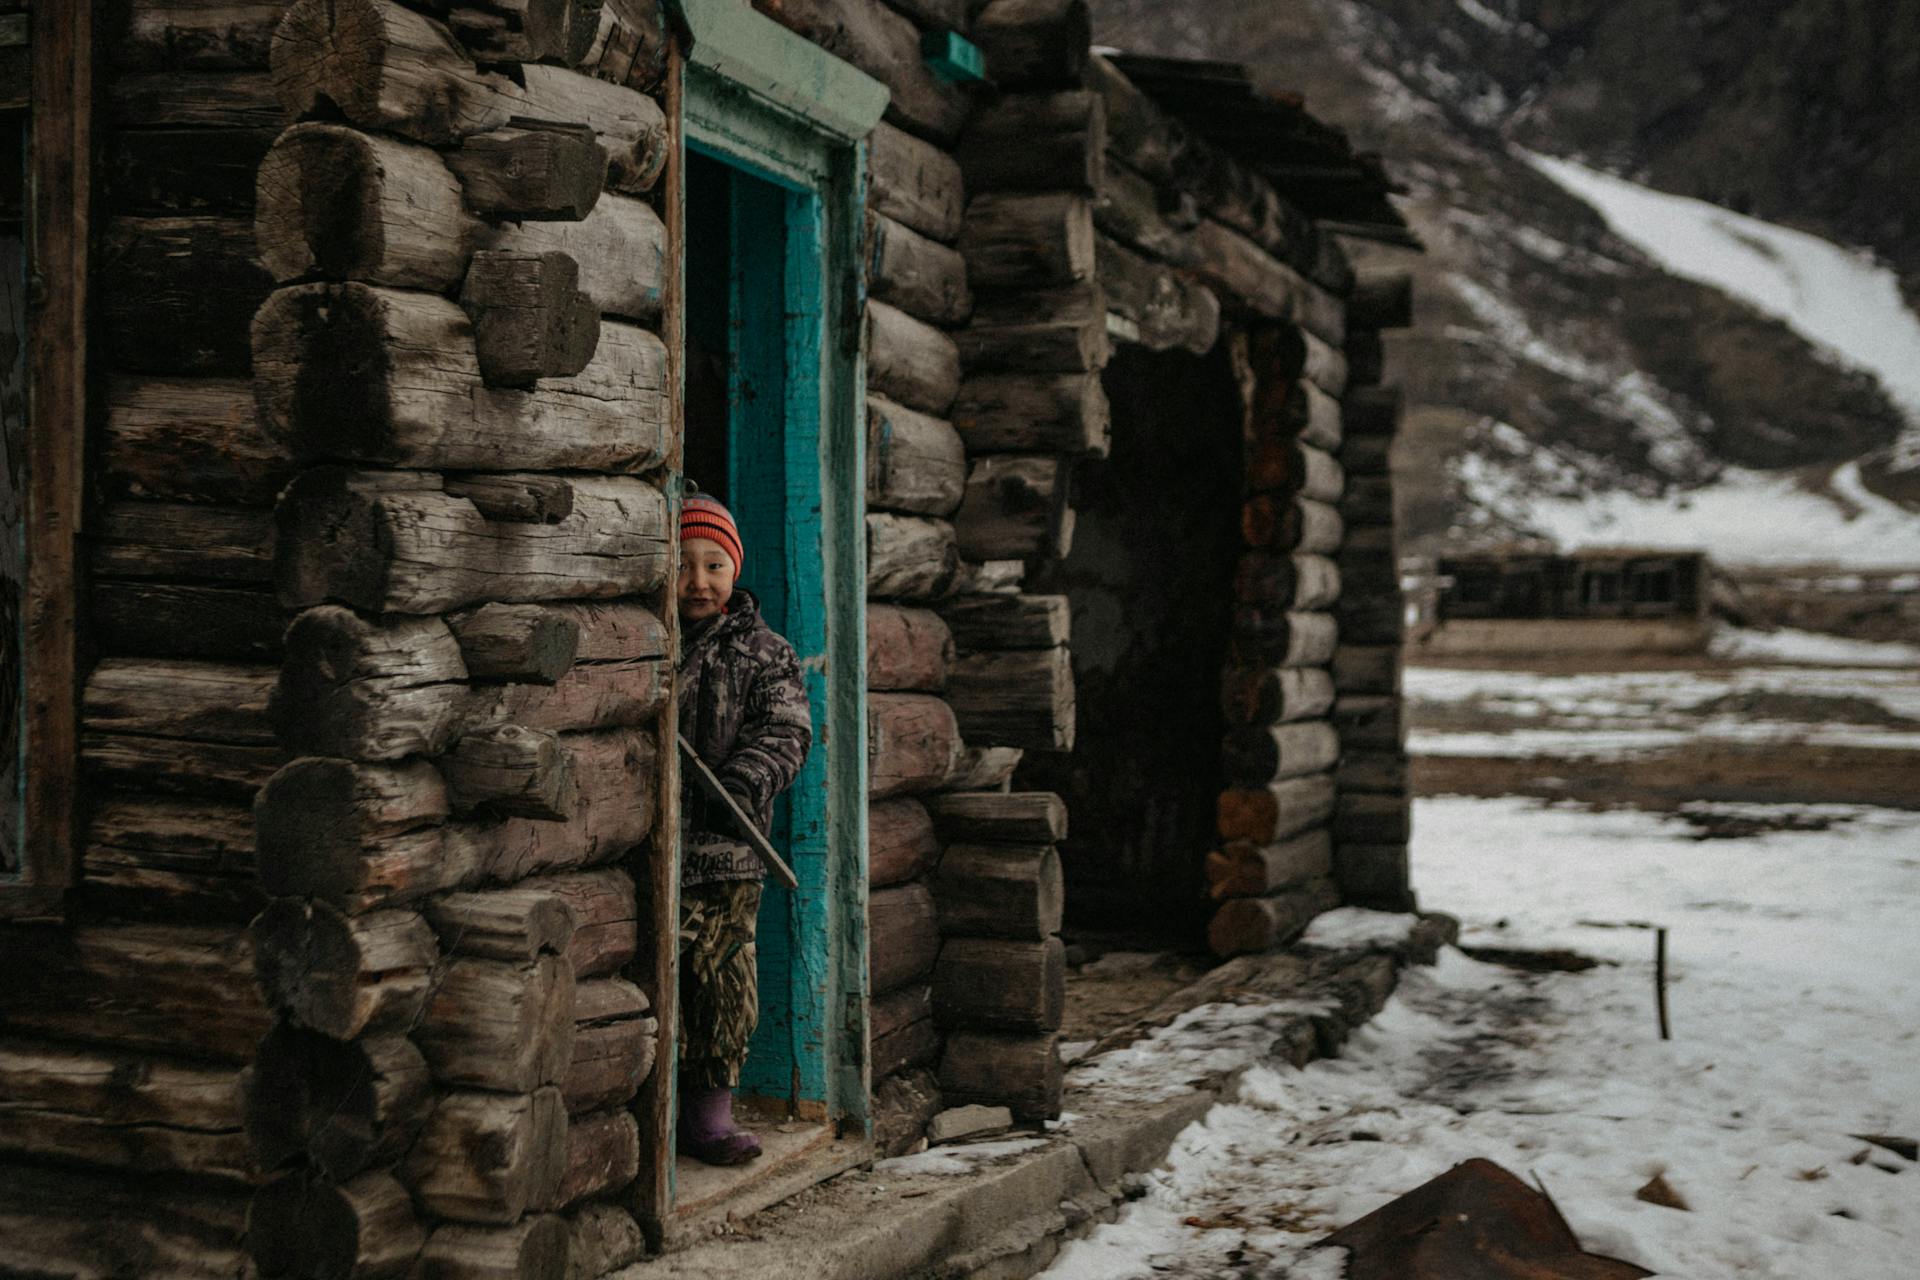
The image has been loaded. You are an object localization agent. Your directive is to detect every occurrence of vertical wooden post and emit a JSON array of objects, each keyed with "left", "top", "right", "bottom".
[
  {"left": 629, "top": 32, "right": 686, "bottom": 1248},
  {"left": 4, "top": 0, "right": 90, "bottom": 915}
]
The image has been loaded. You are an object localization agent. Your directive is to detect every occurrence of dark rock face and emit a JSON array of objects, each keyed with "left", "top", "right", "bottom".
[{"left": 1089, "top": 0, "right": 1913, "bottom": 551}]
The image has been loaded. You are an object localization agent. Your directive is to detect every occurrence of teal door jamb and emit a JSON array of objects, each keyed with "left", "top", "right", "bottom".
[{"left": 676, "top": 0, "right": 885, "bottom": 1143}]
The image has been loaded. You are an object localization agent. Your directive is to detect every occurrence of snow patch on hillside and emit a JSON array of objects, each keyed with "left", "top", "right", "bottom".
[
  {"left": 1526, "top": 153, "right": 1920, "bottom": 465},
  {"left": 1504, "top": 462, "right": 1920, "bottom": 567}
]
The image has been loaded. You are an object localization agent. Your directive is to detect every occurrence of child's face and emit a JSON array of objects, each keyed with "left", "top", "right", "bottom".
[{"left": 678, "top": 537, "right": 737, "bottom": 622}]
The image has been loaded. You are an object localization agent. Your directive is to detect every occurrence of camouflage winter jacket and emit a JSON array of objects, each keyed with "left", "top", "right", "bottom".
[{"left": 678, "top": 589, "right": 813, "bottom": 886}]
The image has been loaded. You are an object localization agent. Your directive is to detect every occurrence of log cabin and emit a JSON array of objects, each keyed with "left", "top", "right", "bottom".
[
  {"left": 0, "top": 0, "right": 1417, "bottom": 1270},
  {"left": 1413, "top": 547, "right": 1714, "bottom": 655}
]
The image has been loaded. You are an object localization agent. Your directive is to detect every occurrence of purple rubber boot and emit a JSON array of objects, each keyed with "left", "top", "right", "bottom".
[{"left": 678, "top": 1085, "right": 762, "bottom": 1166}]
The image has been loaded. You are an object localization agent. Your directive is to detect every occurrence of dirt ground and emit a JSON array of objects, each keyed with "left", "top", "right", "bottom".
[{"left": 1407, "top": 651, "right": 1920, "bottom": 814}]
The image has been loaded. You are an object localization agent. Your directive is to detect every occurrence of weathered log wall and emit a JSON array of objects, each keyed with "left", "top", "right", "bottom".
[{"left": 244, "top": 0, "right": 665, "bottom": 1268}]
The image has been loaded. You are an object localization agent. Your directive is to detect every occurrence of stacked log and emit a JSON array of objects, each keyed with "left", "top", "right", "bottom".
[
  {"left": 1331, "top": 272, "right": 1417, "bottom": 911},
  {"left": 1, "top": 14, "right": 289, "bottom": 1273},
  {"left": 926, "top": 792, "right": 1067, "bottom": 1121},
  {"left": 1206, "top": 321, "right": 1353, "bottom": 957},
  {"left": 232, "top": 0, "right": 671, "bottom": 1265}
]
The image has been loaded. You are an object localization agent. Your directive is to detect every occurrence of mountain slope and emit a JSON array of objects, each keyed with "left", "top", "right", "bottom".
[{"left": 1090, "top": 0, "right": 1919, "bottom": 563}]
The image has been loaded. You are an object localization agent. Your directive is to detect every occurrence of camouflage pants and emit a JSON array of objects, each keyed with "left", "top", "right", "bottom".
[{"left": 678, "top": 879, "right": 762, "bottom": 1089}]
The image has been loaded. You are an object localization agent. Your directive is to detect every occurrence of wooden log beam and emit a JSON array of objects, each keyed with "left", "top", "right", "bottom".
[
  {"left": 938, "top": 593, "right": 1069, "bottom": 650},
  {"left": 276, "top": 469, "right": 670, "bottom": 614},
  {"left": 423, "top": 885, "right": 579, "bottom": 961},
  {"left": 1097, "top": 233, "right": 1220, "bottom": 355},
  {"left": 447, "top": 602, "right": 583, "bottom": 684},
  {"left": 0, "top": 925, "right": 267, "bottom": 1063},
  {"left": 1087, "top": 54, "right": 1178, "bottom": 186},
  {"left": 1349, "top": 269, "right": 1413, "bottom": 330},
  {"left": 958, "top": 282, "right": 1109, "bottom": 374},
  {"left": 867, "top": 395, "right": 966, "bottom": 518},
  {"left": 868, "top": 692, "right": 963, "bottom": 798},
  {"left": 563, "top": 977, "right": 656, "bottom": 1113},
  {"left": 869, "top": 880, "right": 941, "bottom": 996},
  {"left": 1332, "top": 694, "right": 1406, "bottom": 754},
  {"left": 939, "top": 1030, "right": 1061, "bottom": 1120},
  {"left": 1223, "top": 721, "right": 1341, "bottom": 787},
  {"left": 866, "top": 604, "right": 954, "bottom": 693},
  {"left": 250, "top": 899, "right": 438, "bottom": 1039},
  {"left": 1231, "top": 607, "right": 1339, "bottom": 669},
  {"left": 932, "top": 936, "right": 1064, "bottom": 1031},
  {"left": 534, "top": 868, "right": 640, "bottom": 978},
  {"left": 1247, "top": 439, "right": 1344, "bottom": 503},
  {"left": 755, "top": 0, "right": 971, "bottom": 144},
  {"left": 1337, "top": 749, "right": 1409, "bottom": 796},
  {"left": 102, "top": 215, "right": 272, "bottom": 376},
  {"left": 564, "top": 1205, "right": 647, "bottom": 1279},
  {"left": 1187, "top": 219, "right": 1346, "bottom": 346},
  {"left": 486, "top": 189, "right": 667, "bottom": 323},
  {"left": 942, "top": 745, "right": 1024, "bottom": 792},
  {"left": 1333, "top": 645, "right": 1402, "bottom": 696},
  {"left": 92, "top": 581, "right": 284, "bottom": 663},
  {"left": 472, "top": 728, "right": 658, "bottom": 884},
  {"left": 960, "top": 192, "right": 1095, "bottom": 291},
  {"left": 1221, "top": 664, "right": 1336, "bottom": 727},
  {"left": 866, "top": 299, "right": 961, "bottom": 415},
  {"left": 249, "top": 1168, "right": 427, "bottom": 1280},
  {"left": 946, "top": 646, "right": 1074, "bottom": 752},
  {"left": 0, "top": 1039, "right": 250, "bottom": 1184},
  {"left": 953, "top": 455, "right": 1069, "bottom": 561},
  {"left": 461, "top": 250, "right": 601, "bottom": 386},
  {"left": 245, "top": 1025, "right": 432, "bottom": 1181},
  {"left": 1241, "top": 494, "right": 1344, "bottom": 555},
  {"left": 402, "top": 1087, "right": 568, "bottom": 1225},
  {"left": 1207, "top": 878, "right": 1341, "bottom": 957},
  {"left": 255, "top": 122, "right": 476, "bottom": 287},
  {"left": 81, "top": 795, "right": 263, "bottom": 925},
  {"left": 556, "top": 1107, "right": 639, "bottom": 1208},
  {"left": 957, "top": 90, "right": 1103, "bottom": 194},
  {"left": 110, "top": 1, "right": 285, "bottom": 71},
  {"left": 1280, "top": 380, "right": 1343, "bottom": 453},
  {"left": 925, "top": 791, "right": 1065, "bottom": 842},
  {"left": 418, "top": 1215, "right": 571, "bottom": 1280},
  {"left": 866, "top": 513, "right": 959, "bottom": 601},
  {"left": 1234, "top": 552, "right": 1341, "bottom": 613},
  {"left": 869, "top": 798, "right": 938, "bottom": 888},
  {"left": 1335, "top": 791, "right": 1412, "bottom": 845},
  {"left": 91, "top": 501, "right": 275, "bottom": 584},
  {"left": 869, "top": 121, "right": 964, "bottom": 244},
  {"left": 870, "top": 984, "right": 938, "bottom": 1080},
  {"left": 104, "top": 376, "right": 292, "bottom": 506},
  {"left": 271, "top": 0, "right": 668, "bottom": 190},
  {"left": 254, "top": 285, "right": 667, "bottom": 472},
  {"left": 932, "top": 843, "right": 1063, "bottom": 940},
  {"left": 1205, "top": 829, "right": 1333, "bottom": 901},
  {"left": 441, "top": 725, "right": 580, "bottom": 820},
  {"left": 272, "top": 607, "right": 470, "bottom": 761},
  {"left": 461, "top": 654, "right": 668, "bottom": 736},
  {"left": 580, "top": 0, "right": 671, "bottom": 95},
  {"left": 867, "top": 211, "right": 971, "bottom": 327},
  {"left": 254, "top": 758, "right": 460, "bottom": 911},
  {"left": 952, "top": 371, "right": 1108, "bottom": 455},
  {"left": 971, "top": 0, "right": 1088, "bottom": 86},
  {"left": 1217, "top": 772, "right": 1336, "bottom": 844},
  {"left": 0, "top": 1163, "right": 253, "bottom": 1279},
  {"left": 416, "top": 954, "right": 576, "bottom": 1092},
  {"left": 443, "top": 0, "right": 600, "bottom": 66},
  {"left": 81, "top": 659, "right": 285, "bottom": 800}
]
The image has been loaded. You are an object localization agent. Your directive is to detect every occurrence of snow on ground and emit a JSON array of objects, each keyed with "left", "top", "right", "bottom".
[
  {"left": 1405, "top": 654, "right": 1920, "bottom": 758},
  {"left": 1042, "top": 654, "right": 1920, "bottom": 1279},
  {"left": 1710, "top": 625, "right": 1920, "bottom": 668},
  {"left": 1526, "top": 153, "right": 1920, "bottom": 465}
]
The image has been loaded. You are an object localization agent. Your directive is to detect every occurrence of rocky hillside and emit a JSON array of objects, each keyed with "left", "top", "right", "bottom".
[{"left": 1090, "top": 0, "right": 1919, "bottom": 560}]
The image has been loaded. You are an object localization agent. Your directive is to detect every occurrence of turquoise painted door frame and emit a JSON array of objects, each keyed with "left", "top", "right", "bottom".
[{"left": 675, "top": 0, "right": 882, "bottom": 1148}]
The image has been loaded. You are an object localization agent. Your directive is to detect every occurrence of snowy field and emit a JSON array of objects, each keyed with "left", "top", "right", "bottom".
[{"left": 1041, "top": 649, "right": 1920, "bottom": 1278}]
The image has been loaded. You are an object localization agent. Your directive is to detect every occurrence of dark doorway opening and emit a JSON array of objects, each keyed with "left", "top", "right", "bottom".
[{"left": 1019, "top": 343, "right": 1244, "bottom": 948}]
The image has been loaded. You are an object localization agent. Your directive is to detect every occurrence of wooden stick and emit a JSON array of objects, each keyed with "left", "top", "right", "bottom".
[
  {"left": 675, "top": 733, "right": 797, "bottom": 890},
  {"left": 1655, "top": 926, "right": 1670, "bottom": 1041}
]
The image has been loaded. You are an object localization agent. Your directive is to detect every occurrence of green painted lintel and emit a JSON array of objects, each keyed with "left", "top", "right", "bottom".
[{"left": 671, "top": 0, "right": 890, "bottom": 142}]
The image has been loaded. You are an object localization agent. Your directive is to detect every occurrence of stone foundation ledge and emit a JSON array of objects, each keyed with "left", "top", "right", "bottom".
[{"left": 628, "top": 910, "right": 1459, "bottom": 1280}]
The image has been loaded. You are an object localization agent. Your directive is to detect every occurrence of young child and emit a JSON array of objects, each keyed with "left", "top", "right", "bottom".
[{"left": 675, "top": 493, "right": 813, "bottom": 1166}]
